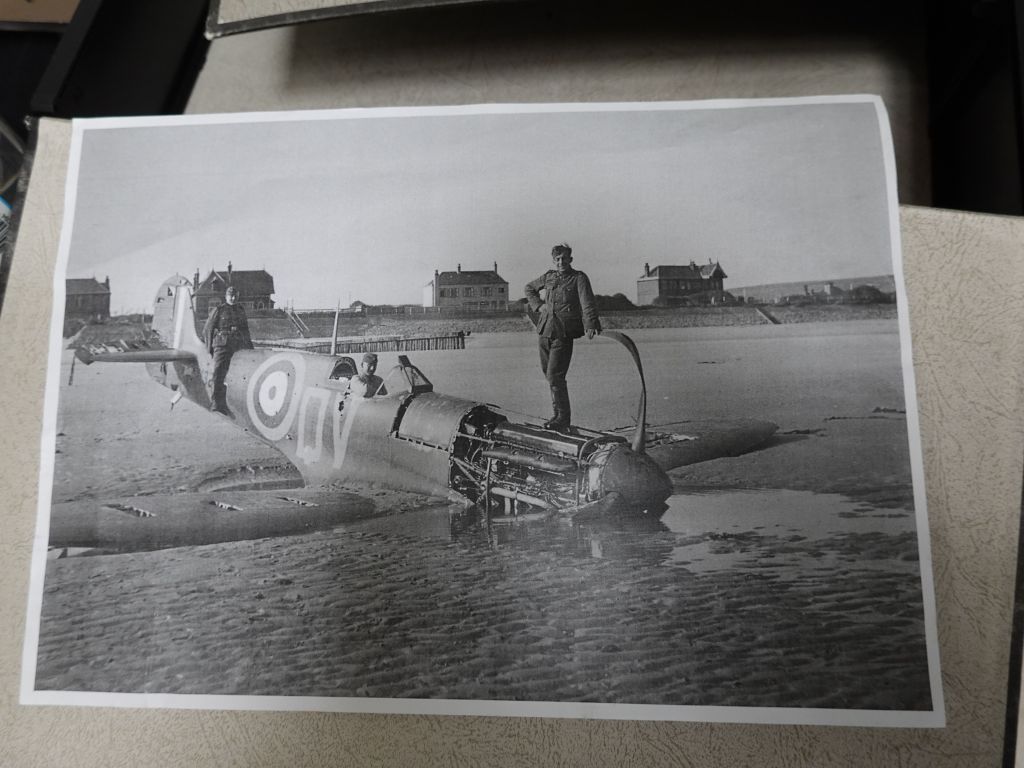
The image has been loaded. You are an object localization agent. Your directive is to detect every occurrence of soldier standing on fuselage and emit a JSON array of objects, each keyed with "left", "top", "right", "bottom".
[
  {"left": 203, "top": 285, "right": 253, "bottom": 413},
  {"left": 524, "top": 242, "right": 602, "bottom": 431}
]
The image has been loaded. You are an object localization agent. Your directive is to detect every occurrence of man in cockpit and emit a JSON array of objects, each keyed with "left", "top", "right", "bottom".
[
  {"left": 203, "top": 285, "right": 253, "bottom": 413},
  {"left": 348, "top": 352, "right": 388, "bottom": 398},
  {"left": 524, "top": 242, "right": 601, "bottom": 431}
]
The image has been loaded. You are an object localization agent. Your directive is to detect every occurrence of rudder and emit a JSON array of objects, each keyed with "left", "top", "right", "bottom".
[{"left": 150, "top": 275, "right": 207, "bottom": 356}]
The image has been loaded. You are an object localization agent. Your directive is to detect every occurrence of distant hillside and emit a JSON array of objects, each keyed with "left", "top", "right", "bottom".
[{"left": 730, "top": 275, "right": 896, "bottom": 303}]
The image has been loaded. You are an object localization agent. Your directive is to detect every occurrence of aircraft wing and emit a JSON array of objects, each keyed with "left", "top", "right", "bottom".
[
  {"left": 617, "top": 419, "right": 779, "bottom": 471},
  {"left": 48, "top": 488, "right": 378, "bottom": 554},
  {"left": 74, "top": 346, "right": 198, "bottom": 365}
]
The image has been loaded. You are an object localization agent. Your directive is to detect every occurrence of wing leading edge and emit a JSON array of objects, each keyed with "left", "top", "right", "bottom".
[{"left": 74, "top": 347, "right": 198, "bottom": 366}]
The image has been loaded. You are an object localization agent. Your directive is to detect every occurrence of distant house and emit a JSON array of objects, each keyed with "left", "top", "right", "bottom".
[
  {"left": 194, "top": 262, "right": 275, "bottom": 317},
  {"left": 847, "top": 284, "right": 890, "bottom": 303},
  {"left": 777, "top": 282, "right": 846, "bottom": 305},
  {"left": 424, "top": 263, "right": 509, "bottom": 310},
  {"left": 822, "top": 281, "right": 845, "bottom": 298},
  {"left": 65, "top": 277, "right": 110, "bottom": 321},
  {"left": 636, "top": 261, "right": 728, "bottom": 306},
  {"left": 733, "top": 275, "right": 895, "bottom": 305}
]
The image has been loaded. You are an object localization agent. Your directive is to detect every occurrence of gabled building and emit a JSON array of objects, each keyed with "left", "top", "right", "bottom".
[
  {"left": 194, "top": 262, "right": 275, "bottom": 317},
  {"left": 65, "top": 277, "right": 110, "bottom": 321},
  {"left": 424, "top": 262, "right": 509, "bottom": 310},
  {"left": 636, "top": 261, "right": 728, "bottom": 306}
]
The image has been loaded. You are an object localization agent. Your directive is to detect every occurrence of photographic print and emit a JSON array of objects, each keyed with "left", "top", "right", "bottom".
[{"left": 22, "top": 98, "right": 942, "bottom": 725}]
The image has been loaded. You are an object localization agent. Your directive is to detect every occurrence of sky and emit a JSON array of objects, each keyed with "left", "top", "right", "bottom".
[{"left": 63, "top": 99, "right": 894, "bottom": 314}]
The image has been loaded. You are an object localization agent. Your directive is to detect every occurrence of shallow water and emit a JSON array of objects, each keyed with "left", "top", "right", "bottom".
[
  {"left": 660, "top": 489, "right": 916, "bottom": 573},
  {"left": 224, "top": 485, "right": 931, "bottom": 708},
  {"left": 350, "top": 487, "right": 917, "bottom": 578}
]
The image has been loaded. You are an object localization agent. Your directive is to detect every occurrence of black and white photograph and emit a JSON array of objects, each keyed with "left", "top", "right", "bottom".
[{"left": 22, "top": 98, "right": 942, "bottom": 726}]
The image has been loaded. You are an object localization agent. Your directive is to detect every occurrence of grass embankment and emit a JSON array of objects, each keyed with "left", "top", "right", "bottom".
[
  {"left": 762, "top": 304, "right": 897, "bottom": 324},
  {"left": 279, "top": 303, "right": 897, "bottom": 338}
]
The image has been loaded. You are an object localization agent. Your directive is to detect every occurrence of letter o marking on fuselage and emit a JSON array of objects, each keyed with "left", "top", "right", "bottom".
[{"left": 246, "top": 353, "right": 306, "bottom": 442}]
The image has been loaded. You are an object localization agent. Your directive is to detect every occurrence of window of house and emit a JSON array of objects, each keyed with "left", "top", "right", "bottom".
[
  {"left": 482, "top": 286, "right": 491, "bottom": 296},
  {"left": 498, "top": 286, "right": 505, "bottom": 294},
  {"left": 464, "top": 287, "right": 474, "bottom": 297}
]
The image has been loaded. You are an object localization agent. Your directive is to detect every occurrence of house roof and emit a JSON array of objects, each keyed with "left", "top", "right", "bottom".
[
  {"left": 199, "top": 269, "right": 275, "bottom": 296},
  {"left": 640, "top": 263, "right": 727, "bottom": 280},
  {"left": 435, "top": 270, "right": 507, "bottom": 286},
  {"left": 66, "top": 278, "right": 110, "bottom": 295}
]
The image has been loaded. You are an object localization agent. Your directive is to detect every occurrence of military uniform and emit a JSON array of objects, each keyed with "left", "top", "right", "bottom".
[
  {"left": 349, "top": 373, "right": 387, "bottom": 398},
  {"left": 203, "top": 301, "right": 253, "bottom": 412},
  {"left": 524, "top": 267, "right": 601, "bottom": 428}
]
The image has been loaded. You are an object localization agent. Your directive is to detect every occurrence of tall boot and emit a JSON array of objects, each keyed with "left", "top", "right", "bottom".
[
  {"left": 210, "top": 379, "right": 228, "bottom": 413},
  {"left": 544, "top": 382, "right": 571, "bottom": 431},
  {"left": 555, "top": 383, "right": 571, "bottom": 428}
]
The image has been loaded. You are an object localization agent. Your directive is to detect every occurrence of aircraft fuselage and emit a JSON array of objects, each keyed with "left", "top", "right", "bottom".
[{"left": 148, "top": 347, "right": 672, "bottom": 512}]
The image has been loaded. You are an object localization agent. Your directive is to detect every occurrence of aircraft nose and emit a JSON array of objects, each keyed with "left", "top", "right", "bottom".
[{"left": 594, "top": 445, "right": 673, "bottom": 511}]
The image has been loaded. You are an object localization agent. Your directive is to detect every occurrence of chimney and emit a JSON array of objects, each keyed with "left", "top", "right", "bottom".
[
  {"left": 434, "top": 269, "right": 439, "bottom": 278},
  {"left": 457, "top": 263, "right": 462, "bottom": 273},
  {"left": 194, "top": 269, "right": 200, "bottom": 289},
  {"left": 644, "top": 263, "right": 650, "bottom": 277},
  {"left": 227, "top": 261, "right": 233, "bottom": 283},
  {"left": 104, "top": 276, "right": 110, "bottom": 288},
  {"left": 493, "top": 261, "right": 498, "bottom": 274}
]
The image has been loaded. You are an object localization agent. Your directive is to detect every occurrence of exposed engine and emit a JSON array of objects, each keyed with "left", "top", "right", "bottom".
[
  {"left": 451, "top": 406, "right": 671, "bottom": 514},
  {"left": 386, "top": 355, "right": 672, "bottom": 515}
]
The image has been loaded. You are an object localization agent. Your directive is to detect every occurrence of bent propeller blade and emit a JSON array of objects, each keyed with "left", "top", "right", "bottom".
[{"left": 602, "top": 330, "right": 647, "bottom": 454}]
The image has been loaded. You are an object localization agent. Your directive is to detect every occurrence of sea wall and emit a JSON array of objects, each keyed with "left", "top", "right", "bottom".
[{"left": 69, "top": 303, "right": 898, "bottom": 343}]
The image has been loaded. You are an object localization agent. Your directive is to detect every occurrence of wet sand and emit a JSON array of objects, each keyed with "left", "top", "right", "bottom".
[
  {"left": 36, "top": 516, "right": 927, "bottom": 708},
  {"left": 32, "top": 325, "right": 932, "bottom": 711}
]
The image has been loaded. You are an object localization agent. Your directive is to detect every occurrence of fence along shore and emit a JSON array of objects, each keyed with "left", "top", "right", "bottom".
[{"left": 261, "top": 334, "right": 467, "bottom": 354}]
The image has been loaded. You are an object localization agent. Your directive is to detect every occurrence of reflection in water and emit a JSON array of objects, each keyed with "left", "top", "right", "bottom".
[
  {"left": 485, "top": 509, "right": 674, "bottom": 566},
  {"left": 352, "top": 488, "right": 915, "bottom": 576},
  {"left": 329, "top": 487, "right": 929, "bottom": 709},
  {"left": 38, "top": 487, "right": 930, "bottom": 709}
]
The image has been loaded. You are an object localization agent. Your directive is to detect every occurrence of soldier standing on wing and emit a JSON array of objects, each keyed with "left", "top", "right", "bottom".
[
  {"left": 524, "top": 242, "right": 601, "bottom": 431},
  {"left": 203, "top": 285, "right": 253, "bottom": 413}
]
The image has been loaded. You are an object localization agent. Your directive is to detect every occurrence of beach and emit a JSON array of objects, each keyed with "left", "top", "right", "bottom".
[{"left": 31, "top": 321, "right": 932, "bottom": 711}]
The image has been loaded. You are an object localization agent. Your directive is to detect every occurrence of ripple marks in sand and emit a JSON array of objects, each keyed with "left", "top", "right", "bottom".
[{"left": 35, "top": 527, "right": 931, "bottom": 709}]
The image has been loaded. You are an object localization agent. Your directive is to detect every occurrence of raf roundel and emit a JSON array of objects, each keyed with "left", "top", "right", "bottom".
[
  {"left": 246, "top": 353, "right": 306, "bottom": 441},
  {"left": 259, "top": 370, "right": 289, "bottom": 416}
]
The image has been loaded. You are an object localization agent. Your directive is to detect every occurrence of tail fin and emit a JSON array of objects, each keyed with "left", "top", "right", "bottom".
[{"left": 151, "top": 275, "right": 207, "bottom": 356}]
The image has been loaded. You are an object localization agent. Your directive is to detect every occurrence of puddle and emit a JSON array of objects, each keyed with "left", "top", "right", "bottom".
[
  {"left": 661, "top": 488, "right": 914, "bottom": 538},
  {"left": 346, "top": 503, "right": 463, "bottom": 540},
  {"left": 646, "top": 489, "right": 913, "bottom": 573},
  {"left": 340, "top": 489, "right": 917, "bottom": 576}
]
